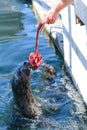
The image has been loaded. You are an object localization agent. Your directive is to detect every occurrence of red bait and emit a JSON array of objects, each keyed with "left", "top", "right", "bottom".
[{"left": 29, "top": 22, "right": 45, "bottom": 70}]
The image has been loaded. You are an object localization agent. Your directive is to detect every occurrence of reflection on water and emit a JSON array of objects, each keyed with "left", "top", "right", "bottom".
[
  {"left": 0, "top": 11, "right": 24, "bottom": 39},
  {"left": 0, "top": 0, "right": 26, "bottom": 41},
  {"left": 0, "top": 0, "right": 87, "bottom": 130}
]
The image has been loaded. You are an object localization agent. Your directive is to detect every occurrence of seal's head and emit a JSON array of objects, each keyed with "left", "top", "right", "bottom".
[
  {"left": 20, "top": 61, "right": 32, "bottom": 76},
  {"left": 12, "top": 62, "right": 32, "bottom": 96},
  {"left": 42, "top": 64, "right": 56, "bottom": 80}
]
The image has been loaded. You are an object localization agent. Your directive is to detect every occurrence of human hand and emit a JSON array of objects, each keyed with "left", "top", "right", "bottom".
[{"left": 43, "top": 9, "right": 58, "bottom": 24}]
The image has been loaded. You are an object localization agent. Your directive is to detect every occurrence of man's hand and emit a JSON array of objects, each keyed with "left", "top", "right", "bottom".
[{"left": 43, "top": 9, "right": 58, "bottom": 24}]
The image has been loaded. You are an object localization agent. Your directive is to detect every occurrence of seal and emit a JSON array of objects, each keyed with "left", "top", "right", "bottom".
[
  {"left": 41, "top": 63, "right": 56, "bottom": 80},
  {"left": 12, "top": 61, "right": 56, "bottom": 120},
  {"left": 12, "top": 61, "right": 42, "bottom": 119}
]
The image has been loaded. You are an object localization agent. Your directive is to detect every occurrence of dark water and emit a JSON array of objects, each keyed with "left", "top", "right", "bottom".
[{"left": 0, "top": 0, "right": 87, "bottom": 130}]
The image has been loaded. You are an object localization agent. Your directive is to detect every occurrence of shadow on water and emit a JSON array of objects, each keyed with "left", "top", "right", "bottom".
[{"left": 0, "top": 0, "right": 87, "bottom": 130}]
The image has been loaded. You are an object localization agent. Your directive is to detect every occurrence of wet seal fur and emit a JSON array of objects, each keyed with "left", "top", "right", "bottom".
[
  {"left": 12, "top": 62, "right": 56, "bottom": 120},
  {"left": 41, "top": 63, "right": 56, "bottom": 80},
  {"left": 12, "top": 62, "right": 42, "bottom": 119}
]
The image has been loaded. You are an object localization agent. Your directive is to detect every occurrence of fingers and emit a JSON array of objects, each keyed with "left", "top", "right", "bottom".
[{"left": 43, "top": 12, "right": 57, "bottom": 24}]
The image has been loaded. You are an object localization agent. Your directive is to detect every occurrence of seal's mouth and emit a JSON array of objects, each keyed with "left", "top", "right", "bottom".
[{"left": 23, "top": 62, "right": 33, "bottom": 69}]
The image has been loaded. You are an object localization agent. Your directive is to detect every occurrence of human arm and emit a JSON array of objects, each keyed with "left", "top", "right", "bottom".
[{"left": 43, "top": 0, "right": 73, "bottom": 24}]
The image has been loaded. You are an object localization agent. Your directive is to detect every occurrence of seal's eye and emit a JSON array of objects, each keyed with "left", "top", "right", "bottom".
[{"left": 24, "top": 62, "right": 27, "bottom": 65}]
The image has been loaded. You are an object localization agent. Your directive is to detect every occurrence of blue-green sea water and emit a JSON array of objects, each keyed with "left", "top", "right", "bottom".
[{"left": 0, "top": 0, "right": 87, "bottom": 130}]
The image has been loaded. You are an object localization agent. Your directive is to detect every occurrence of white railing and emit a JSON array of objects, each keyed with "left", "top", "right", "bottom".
[{"left": 74, "top": 0, "right": 87, "bottom": 27}]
